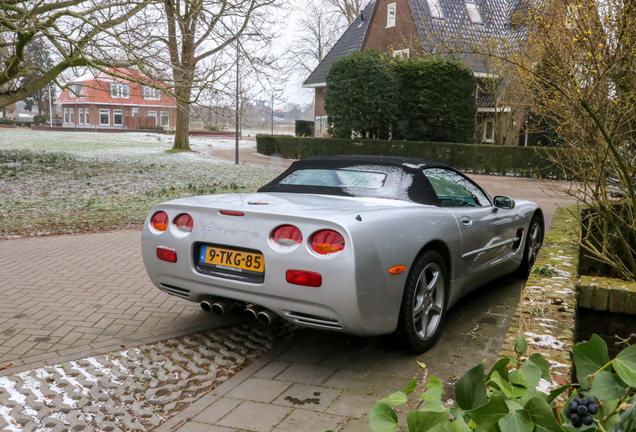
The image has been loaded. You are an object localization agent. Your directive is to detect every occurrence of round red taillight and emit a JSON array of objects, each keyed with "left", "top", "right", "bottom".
[
  {"left": 310, "top": 230, "right": 345, "bottom": 255},
  {"left": 151, "top": 211, "right": 169, "bottom": 231},
  {"left": 271, "top": 225, "right": 303, "bottom": 246},
  {"left": 174, "top": 213, "right": 193, "bottom": 233}
]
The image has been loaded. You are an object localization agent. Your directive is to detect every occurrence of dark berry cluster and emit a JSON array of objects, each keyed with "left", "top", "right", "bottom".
[{"left": 566, "top": 396, "right": 598, "bottom": 428}]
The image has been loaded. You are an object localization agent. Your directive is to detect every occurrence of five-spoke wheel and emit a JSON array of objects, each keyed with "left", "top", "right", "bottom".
[{"left": 391, "top": 250, "right": 448, "bottom": 352}]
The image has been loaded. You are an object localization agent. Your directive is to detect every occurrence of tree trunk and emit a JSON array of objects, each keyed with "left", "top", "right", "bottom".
[{"left": 172, "top": 86, "right": 192, "bottom": 151}]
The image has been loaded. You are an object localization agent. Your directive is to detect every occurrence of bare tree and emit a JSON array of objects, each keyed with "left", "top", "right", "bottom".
[
  {"left": 287, "top": 0, "right": 343, "bottom": 75},
  {"left": 127, "top": 0, "right": 279, "bottom": 151},
  {"left": 513, "top": 0, "right": 636, "bottom": 279},
  {"left": 325, "top": 0, "right": 363, "bottom": 26},
  {"left": 0, "top": 0, "right": 153, "bottom": 109}
]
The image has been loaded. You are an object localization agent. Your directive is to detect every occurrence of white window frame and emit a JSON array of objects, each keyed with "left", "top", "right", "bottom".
[
  {"left": 69, "top": 108, "right": 74, "bottom": 124},
  {"left": 110, "top": 83, "right": 131, "bottom": 99},
  {"left": 132, "top": 107, "right": 139, "bottom": 117},
  {"left": 84, "top": 108, "right": 90, "bottom": 125},
  {"left": 148, "top": 110, "right": 157, "bottom": 126},
  {"left": 99, "top": 109, "right": 110, "bottom": 126},
  {"left": 113, "top": 109, "right": 123, "bottom": 126},
  {"left": 143, "top": 86, "right": 162, "bottom": 101},
  {"left": 78, "top": 108, "right": 83, "bottom": 125},
  {"left": 427, "top": 0, "right": 444, "bottom": 19},
  {"left": 160, "top": 111, "right": 169, "bottom": 127},
  {"left": 392, "top": 49, "right": 410, "bottom": 59},
  {"left": 387, "top": 2, "right": 396, "bottom": 28},
  {"left": 483, "top": 119, "right": 495, "bottom": 143},
  {"left": 63, "top": 108, "right": 68, "bottom": 124},
  {"left": 465, "top": 2, "right": 484, "bottom": 24}
]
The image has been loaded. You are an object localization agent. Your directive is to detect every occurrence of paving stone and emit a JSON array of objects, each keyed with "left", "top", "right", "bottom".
[
  {"left": 0, "top": 323, "right": 293, "bottom": 431},
  {"left": 218, "top": 401, "right": 293, "bottom": 432}
]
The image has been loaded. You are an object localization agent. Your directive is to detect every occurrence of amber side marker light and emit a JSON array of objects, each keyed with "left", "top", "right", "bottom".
[
  {"left": 157, "top": 247, "right": 177, "bottom": 263},
  {"left": 286, "top": 270, "right": 322, "bottom": 287},
  {"left": 389, "top": 265, "right": 406, "bottom": 275}
]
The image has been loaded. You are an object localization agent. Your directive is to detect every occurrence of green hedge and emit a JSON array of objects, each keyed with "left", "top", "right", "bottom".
[{"left": 256, "top": 135, "right": 565, "bottom": 179}]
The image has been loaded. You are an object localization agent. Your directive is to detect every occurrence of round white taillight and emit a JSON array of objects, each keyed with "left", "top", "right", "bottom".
[
  {"left": 271, "top": 225, "right": 303, "bottom": 247},
  {"left": 174, "top": 213, "right": 193, "bottom": 233},
  {"left": 310, "top": 230, "right": 345, "bottom": 255},
  {"left": 151, "top": 211, "right": 169, "bottom": 231}
]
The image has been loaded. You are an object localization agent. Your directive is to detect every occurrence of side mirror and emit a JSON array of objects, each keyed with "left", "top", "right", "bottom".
[{"left": 493, "top": 195, "right": 515, "bottom": 209}]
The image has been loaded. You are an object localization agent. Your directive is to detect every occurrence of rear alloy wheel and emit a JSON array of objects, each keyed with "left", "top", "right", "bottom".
[
  {"left": 517, "top": 215, "right": 543, "bottom": 276},
  {"left": 392, "top": 250, "right": 448, "bottom": 353}
]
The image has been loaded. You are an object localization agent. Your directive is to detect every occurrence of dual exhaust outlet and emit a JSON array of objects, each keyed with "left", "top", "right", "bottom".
[{"left": 200, "top": 299, "right": 279, "bottom": 325}]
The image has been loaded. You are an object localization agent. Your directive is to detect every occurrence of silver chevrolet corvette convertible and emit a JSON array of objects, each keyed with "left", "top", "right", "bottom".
[{"left": 141, "top": 155, "right": 543, "bottom": 352}]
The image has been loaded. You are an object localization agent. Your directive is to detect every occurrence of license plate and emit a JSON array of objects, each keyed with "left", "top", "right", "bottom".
[{"left": 199, "top": 245, "right": 264, "bottom": 274}]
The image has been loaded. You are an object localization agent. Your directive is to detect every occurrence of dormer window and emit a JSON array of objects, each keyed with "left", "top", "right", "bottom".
[
  {"left": 427, "top": 0, "right": 444, "bottom": 19},
  {"left": 143, "top": 86, "right": 162, "bottom": 101},
  {"left": 387, "top": 3, "right": 396, "bottom": 28},
  {"left": 465, "top": 2, "right": 484, "bottom": 24},
  {"left": 110, "top": 83, "right": 131, "bottom": 99},
  {"left": 68, "top": 84, "right": 83, "bottom": 98}
]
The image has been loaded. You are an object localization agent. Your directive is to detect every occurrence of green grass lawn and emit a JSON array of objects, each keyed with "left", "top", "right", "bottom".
[{"left": 0, "top": 129, "right": 283, "bottom": 238}]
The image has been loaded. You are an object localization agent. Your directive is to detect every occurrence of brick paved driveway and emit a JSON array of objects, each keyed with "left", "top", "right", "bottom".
[{"left": 0, "top": 230, "right": 229, "bottom": 374}]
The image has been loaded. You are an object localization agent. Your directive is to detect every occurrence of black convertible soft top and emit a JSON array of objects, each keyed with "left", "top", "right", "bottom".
[{"left": 258, "top": 155, "right": 454, "bottom": 205}]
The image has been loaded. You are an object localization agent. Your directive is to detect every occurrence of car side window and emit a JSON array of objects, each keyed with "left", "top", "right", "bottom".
[{"left": 424, "top": 168, "right": 491, "bottom": 207}]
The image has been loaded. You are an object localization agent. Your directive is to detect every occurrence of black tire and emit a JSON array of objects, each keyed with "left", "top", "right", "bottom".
[
  {"left": 390, "top": 250, "right": 448, "bottom": 353},
  {"left": 517, "top": 214, "right": 543, "bottom": 277}
]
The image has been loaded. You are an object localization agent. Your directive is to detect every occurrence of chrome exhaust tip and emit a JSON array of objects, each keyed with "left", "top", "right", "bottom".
[
  {"left": 200, "top": 301, "right": 213, "bottom": 313},
  {"left": 244, "top": 304, "right": 264, "bottom": 320},
  {"left": 211, "top": 299, "right": 235, "bottom": 315},
  {"left": 257, "top": 310, "right": 280, "bottom": 325}
]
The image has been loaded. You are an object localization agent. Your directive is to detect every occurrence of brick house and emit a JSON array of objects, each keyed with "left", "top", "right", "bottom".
[
  {"left": 56, "top": 69, "right": 178, "bottom": 130},
  {"left": 303, "top": 0, "right": 519, "bottom": 144}
]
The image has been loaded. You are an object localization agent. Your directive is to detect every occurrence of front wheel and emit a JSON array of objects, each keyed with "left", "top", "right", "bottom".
[{"left": 389, "top": 250, "right": 448, "bottom": 353}]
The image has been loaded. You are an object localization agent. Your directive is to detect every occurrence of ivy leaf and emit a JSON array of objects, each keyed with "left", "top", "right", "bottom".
[
  {"left": 369, "top": 402, "right": 399, "bottom": 432},
  {"left": 456, "top": 362, "right": 488, "bottom": 410},
  {"left": 515, "top": 335, "right": 528, "bottom": 356},
  {"left": 527, "top": 353, "right": 552, "bottom": 383},
  {"left": 488, "top": 370, "right": 517, "bottom": 399},
  {"left": 465, "top": 394, "right": 509, "bottom": 432},
  {"left": 611, "top": 394, "right": 636, "bottom": 432},
  {"left": 524, "top": 397, "right": 563, "bottom": 432},
  {"left": 449, "top": 416, "right": 471, "bottom": 432},
  {"left": 572, "top": 334, "right": 610, "bottom": 390},
  {"left": 546, "top": 384, "right": 570, "bottom": 404},
  {"left": 509, "top": 363, "right": 542, "bottom": 391},
  {"left": 407, "top": 410, "right": 449, "bottom": 432},
  {"left": 613, "top": 343, "right": 636, "bottom": 387},
  {"left": 487, "top": 357, "right": 512, "bottom": 381},
  {"left": 379, "top": 391, "right": 408, "bottom": 406},
  {"left": 498, "top": 409, "right": 534, "bottom": 432},
  {"left": 404, "top": 379, "right": 418, "bottom": 394},
  {"left": 588, "top": 371, "right": 627, "bottom": 401}
]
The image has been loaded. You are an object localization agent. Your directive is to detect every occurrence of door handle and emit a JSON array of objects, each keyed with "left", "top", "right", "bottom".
[{"left": 461, "top": 216, "right": 473, "bottom": 226}]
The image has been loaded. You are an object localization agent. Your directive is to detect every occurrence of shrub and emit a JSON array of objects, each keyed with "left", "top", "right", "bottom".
[
  {"left": 255, "top": 135, "right": 565, "bottom": 178},
  {"left": 394, "top": 58, "right": 476, "bottom": 143},
  {"left": 295, "top": 120, "right": 314, "bottom": 137},
  {"left": 325, "top": 50, "right": 399, "bottom": 139},
  {"left": 368, "top": 335, "right": 636, "bottom": 432}
]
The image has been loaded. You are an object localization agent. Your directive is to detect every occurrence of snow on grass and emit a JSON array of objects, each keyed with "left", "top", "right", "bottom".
[{"left": 0, "top": 129, "right": 284, "bottom": 238}]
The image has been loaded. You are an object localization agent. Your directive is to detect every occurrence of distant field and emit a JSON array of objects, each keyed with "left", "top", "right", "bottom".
[{"left": 0, "top": 129, "right": 283, "bottom": 238}]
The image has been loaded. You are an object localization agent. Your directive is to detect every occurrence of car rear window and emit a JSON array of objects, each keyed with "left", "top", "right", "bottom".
[{"left": 278, "top": 169, "right": 388, "bottom": 189}]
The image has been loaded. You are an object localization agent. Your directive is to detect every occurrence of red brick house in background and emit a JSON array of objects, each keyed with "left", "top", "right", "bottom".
[
  {"left": 303, "top": 0, "right": 518, "bottom": 144},
  {"left": 56, "top": 69, "right": 178, "bottom": 130}
]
